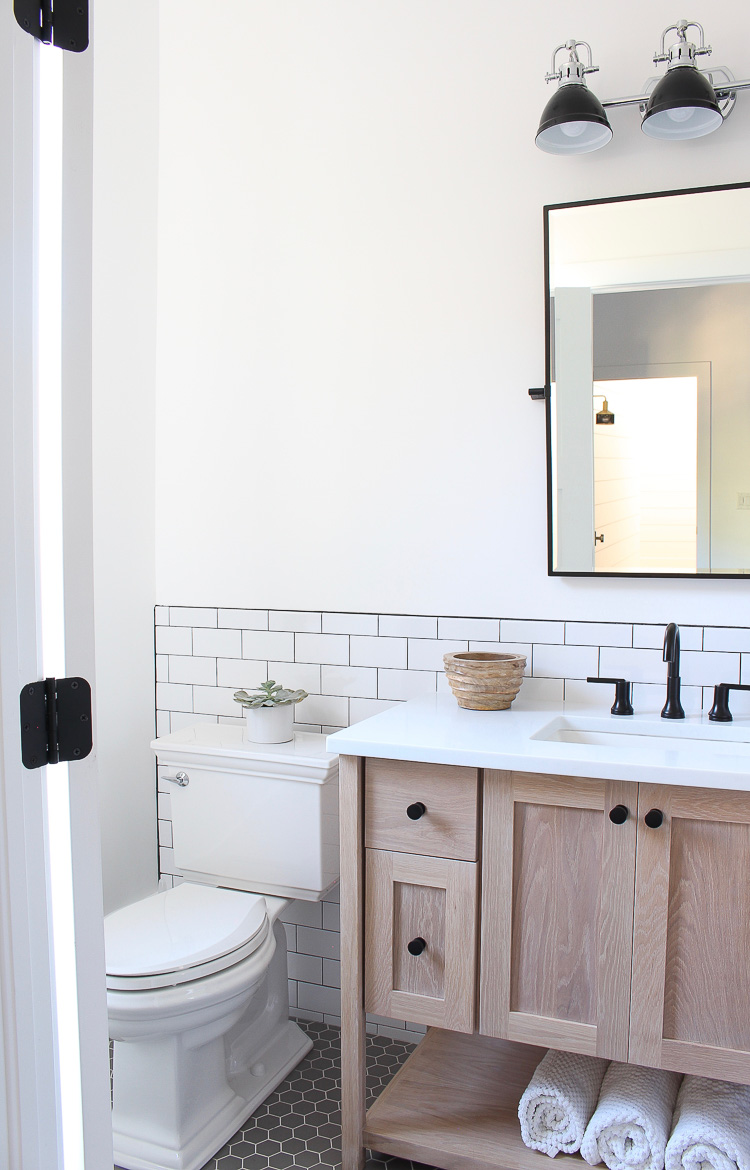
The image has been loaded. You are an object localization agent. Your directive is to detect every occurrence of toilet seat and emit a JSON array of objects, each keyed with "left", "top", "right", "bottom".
[{"left": 105, "top": 882, "right": 269, "bottom": 990}]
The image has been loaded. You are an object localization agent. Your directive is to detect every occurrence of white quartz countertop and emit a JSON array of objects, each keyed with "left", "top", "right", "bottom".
[{"left": 326, "top": 695, "right": 750, "bottom": 791}]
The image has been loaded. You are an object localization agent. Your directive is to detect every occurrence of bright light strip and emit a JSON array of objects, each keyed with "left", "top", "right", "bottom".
[{"left": 37, "top": 44, "right": 85, "bottom": 1170}]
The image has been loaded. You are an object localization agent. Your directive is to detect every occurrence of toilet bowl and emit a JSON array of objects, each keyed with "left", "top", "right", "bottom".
[{"left": 107, "top": 727, "right": 339, "bottom": 1170}]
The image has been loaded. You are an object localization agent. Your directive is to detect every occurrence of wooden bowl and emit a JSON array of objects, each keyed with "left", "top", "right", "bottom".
[{"left": 443, "top": 651, "right": 526, "bottom": 711}]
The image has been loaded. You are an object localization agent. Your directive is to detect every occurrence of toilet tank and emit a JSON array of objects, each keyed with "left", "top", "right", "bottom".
[{"left": 152, "top": 725, "right": 339, "bottom": 901}]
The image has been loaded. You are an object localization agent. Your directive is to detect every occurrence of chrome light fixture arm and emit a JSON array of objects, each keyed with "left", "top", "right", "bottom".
[
  {"left": 545, "top": 40, "right": 600, "bottom": 86},
  {"left": 653, "top": 19, "right": 711, "bottom": 67}
]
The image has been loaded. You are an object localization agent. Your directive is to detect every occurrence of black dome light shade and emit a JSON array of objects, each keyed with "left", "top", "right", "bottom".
[
  {"left": 642, "top": 65, "right": 723, "bottom": 139},
  {"left": 536, "top": 83, "right": 613, "bottom": 155}
]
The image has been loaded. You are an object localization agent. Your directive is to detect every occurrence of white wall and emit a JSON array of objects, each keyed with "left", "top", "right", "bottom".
[
  {"left": 155, "top": 1, "right": 750, "bottom": 628},
  {"left": 91, "top": 0, "right": 159, "bottom": 912}
]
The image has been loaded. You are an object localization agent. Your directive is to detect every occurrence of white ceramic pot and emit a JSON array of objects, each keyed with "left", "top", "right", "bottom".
[{"left": 245, "top": 704, "right": 295, "bottom": 743}]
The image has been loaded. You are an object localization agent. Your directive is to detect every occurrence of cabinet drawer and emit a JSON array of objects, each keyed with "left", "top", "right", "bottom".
[
  {"left": 365, "top": 757, "right": 479, "bottom": 860},
  {"left": 364, "top": 848, "right": 477, "bottom": 1032}
]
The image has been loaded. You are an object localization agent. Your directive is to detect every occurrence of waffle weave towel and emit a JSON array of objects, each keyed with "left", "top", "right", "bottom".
[
  {"left": 581, "top": 1062, "right": 682, "bottom": 1170},
  {"left": 665, "top": 1075, "right": 750, "bottom": 1170},
  {"left": 518, "top": 1049, "right": 609, "bottom": 1157}
]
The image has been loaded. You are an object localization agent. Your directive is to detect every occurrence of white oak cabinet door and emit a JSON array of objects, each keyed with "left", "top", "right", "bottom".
[
  {"left": 479, "top": 769, "right": 637, "bottom": 1061},
  {"left": 630, "top": 783, "right": 750, "bottom": 1084}
]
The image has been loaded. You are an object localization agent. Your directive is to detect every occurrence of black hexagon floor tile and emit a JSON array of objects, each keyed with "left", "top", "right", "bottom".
[{"left": 197, "top": 1020, "right": 430, "bottom": 1170}]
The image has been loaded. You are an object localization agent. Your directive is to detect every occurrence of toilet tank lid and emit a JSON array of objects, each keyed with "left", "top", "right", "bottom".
[{"left": 104, "top": 883, "right": 268, "bottom": 977}]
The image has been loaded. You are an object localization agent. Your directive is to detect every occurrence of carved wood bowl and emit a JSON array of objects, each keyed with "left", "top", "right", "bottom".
[{"left": 443, "top": 651, "right": 526, "bottom": 711}]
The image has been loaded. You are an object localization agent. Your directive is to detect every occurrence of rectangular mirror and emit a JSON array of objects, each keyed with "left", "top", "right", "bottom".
[{"left": 545, "top": 181, "right": 750, "bottom": 577}]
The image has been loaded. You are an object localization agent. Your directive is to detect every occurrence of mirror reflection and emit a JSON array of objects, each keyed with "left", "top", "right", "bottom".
[{"left": 547, "top": 184, "right": 750, "bottom": 576}]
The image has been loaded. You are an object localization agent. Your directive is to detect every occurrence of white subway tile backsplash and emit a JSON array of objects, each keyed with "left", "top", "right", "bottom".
[
  {"left": 599, "top": 646, "right": 665, "bottom": 684},
  {"left": 322, "top": 902, "right": 340, "bottom": 932},
  {"left": 407, "top": 639, "right": 467, "bottom": 671},
  {"left": 242, "top": 630, "right": 295, "bottom": 661},
  {"left": 192, "top": 627, "right": 242, "bottom": 658},
  {"left": 322, "top": 959, "right": 341, "bottom": 988},
  {"left": 217, "top": 658, "right": 269, "bottom": 689},
  {"left": 438, "top": 617, "right": 500, "bottom": 641},
  {"left": 192, "top": 685, "right": 240, "bottom": 718},
  {"left": 297, "top": 926, "right": 340, "bottom": 960},
  {"left": 156, "top": 625, "right": 193, "bottom": 655},
  {"left": 532, "top": 643, "right": 598, "bottom": 680},
  {"left": 378, "top": 669, "right": 437, "bottom": 701},
  {"left": 680, "top": 650, "right": 740, "bottom": 687},
  {"left": 168, "top": 655, "right": 217, "bottom": 686},
  {"left": 156, "top": 681, "right": 193, "bottom": 712},
  {"left": 351, "top": 636, "right": 406, "bottom": 669},
  {"left": 168, "top": 710, "right": 217, "bottom": 732},
  {"left": 270, "top": 611, "right": 322, "bottom": 633},
  {"left": 703, "top": 627, "right": 750, "bottom": 653},
  {"left": 296, "top": 695, "right": 349, "bottom": 727},
  {"left": 321, "top": 665, "right": 377, "bottom": 699},
  {"left": 288, "top": 954, "right": 323, "bottom": 984},
  {"left": 170, "top": 607, "right": 217, "bottom": 628},
  {"left": 297, "top": 982, "right": 341, "bottom": 1016},
  {"left": 322, "top": 612, "right": 378, "bottom": 636},
  {"left": 269, "top": 661, "right": 322, "bottom": 694},
  {"left": 501, "top": 619, "right": 564, "bottom": 644},
  {"left": 565, "top": 622, "right": 632, "bottom": 648},
  {"left": 379, "top": 614, "right": 437, "bottom": 638},
  {"left": 296, "top": 633, "right": 349, "bottom": 665},
  {"left": 155, "top": 604, "right": 750, "bottom": 1043},
  {"left": 563, "top": 678, "right": 613, "bottom": 710},
  {"left": 219, "top": 608, "right": 268, "bottom": 630},
  {"left": 517, "top": 676, "right": 565, "bottom": 703}
]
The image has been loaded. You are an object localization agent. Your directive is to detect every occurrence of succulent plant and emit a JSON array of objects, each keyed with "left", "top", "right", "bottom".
[{"left": 233, "top": 681, "right": 308, "bottom": 709}]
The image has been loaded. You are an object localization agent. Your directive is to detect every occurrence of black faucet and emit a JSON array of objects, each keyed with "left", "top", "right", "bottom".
[{"left": 661, "top": 622, "right": 685, "bottom": 719}]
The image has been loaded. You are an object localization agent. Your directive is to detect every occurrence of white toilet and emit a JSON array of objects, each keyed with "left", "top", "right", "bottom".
[{"left": 105, "top": 724, "right": 339, "bottom": 1170}]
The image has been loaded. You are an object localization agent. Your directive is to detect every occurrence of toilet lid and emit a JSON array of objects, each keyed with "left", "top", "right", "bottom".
[{"left": 105, "top": 883, "right": 268, "bottom": 986}]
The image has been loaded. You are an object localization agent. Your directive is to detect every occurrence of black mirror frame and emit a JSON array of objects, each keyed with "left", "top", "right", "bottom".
[{"left": 544, "top": 178, "right": 750, "bottom": 580}]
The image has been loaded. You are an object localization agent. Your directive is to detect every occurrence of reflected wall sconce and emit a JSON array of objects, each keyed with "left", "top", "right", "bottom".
[{"left": 536, "top": 19, "right": 750, "bottom": 154}]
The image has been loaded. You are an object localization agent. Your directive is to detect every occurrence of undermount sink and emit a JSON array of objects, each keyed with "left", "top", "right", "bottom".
[{"left": 531, "top": 715, "right": 750, "bottom": 757}]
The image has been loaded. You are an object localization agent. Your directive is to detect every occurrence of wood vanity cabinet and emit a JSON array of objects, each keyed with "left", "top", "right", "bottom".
[{"left": 340, "top": 754, "right": 750, "bottom": 1170}]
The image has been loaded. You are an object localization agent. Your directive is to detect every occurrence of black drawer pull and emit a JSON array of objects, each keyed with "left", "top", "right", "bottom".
[
  {"left": 644, "top": 808, "right": 664, "bottom": 829},
  {"left": 609, "top": 805, "right": 629, "bottom": 825},
  {"left": 407, "top": 937, "right": 426, "bottom": 956},
  {"left": 406, "top": 802, "right": 426, "bottom": 820}
]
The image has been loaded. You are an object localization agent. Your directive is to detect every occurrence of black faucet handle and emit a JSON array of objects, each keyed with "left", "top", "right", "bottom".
[
  {"left": 586, "top": 677, "right": 634, "bottom": 716},
  {"left": 708, "top": 683, "right": 750, "bottom": 723}
]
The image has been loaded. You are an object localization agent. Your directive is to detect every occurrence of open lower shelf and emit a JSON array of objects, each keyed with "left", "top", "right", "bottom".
[{"left": 364, "top": 1028, "right": 589, "bottom": 1170}]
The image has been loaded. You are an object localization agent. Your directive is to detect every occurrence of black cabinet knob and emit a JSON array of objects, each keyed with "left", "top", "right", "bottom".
[
  {"left": 644, "top": 809, "right": 664, "bottom": 829},
  {"left": 407, "top": 937, "right": 426, "bottom": 956},
  {"left": 609, "top": 805, "right": 629, "bottom": 825},
  {"left": 406, "top": 802, "right": 426, "bottom": 820}
]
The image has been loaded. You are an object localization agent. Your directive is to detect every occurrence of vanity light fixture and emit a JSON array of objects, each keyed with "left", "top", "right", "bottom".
[{"left": 536, "top": 20, "right": 750, "bottom": 154}]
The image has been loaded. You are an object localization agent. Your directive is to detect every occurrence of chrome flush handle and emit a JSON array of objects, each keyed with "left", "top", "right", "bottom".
[{"left": 165, "top": 771, "right": 189, "bottom": 787}]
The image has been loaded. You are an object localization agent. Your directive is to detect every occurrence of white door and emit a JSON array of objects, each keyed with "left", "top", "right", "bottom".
[{"left": 0, "top": 9, "right": 112, "bottom": 1169}]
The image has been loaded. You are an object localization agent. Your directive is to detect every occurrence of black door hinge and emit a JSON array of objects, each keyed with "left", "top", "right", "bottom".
[
  {"left": 14, "top": 0, "right": 89, "bottom": 52},
  {"left": 20, "top": 677, "right": 93, "bottom": 770}
]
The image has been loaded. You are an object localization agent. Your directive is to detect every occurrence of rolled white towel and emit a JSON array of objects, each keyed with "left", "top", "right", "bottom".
[
  {"left": 581, "top": 1062, "right": 682, "bottom": 1170},
  {"left": 518, "top": 1048, "right": 609, "bottom": 1157},
  {"left": 665, "top": 1075, "right": 750, "bottom": 1170}
]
